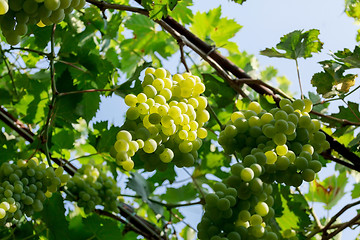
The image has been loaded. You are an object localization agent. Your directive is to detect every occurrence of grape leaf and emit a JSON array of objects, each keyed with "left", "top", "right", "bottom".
[
  {"left": 333, "top": 46, "right": 360, "bottom": 68},
  {"left": 230, "top": 0, "right": 247, "bottom": 4},
  {"left": 89, "top": 121, "right": 120, "bottom": 153},
  {"left": 311, "top": 71, "right": 336, "bottom": 97},
  {"left": 127, "top": 172, "right": 164, "bottom": 215},
  {"left": 351, "top": 182, "right": 360, "bottom": 199},
  {"left": 260, "top": 29, "right": 323, "bottom": 60},
  {"left": 42, "top": 193, "right": 71, "bottom": 240},
  {"left": 160, "top": 182, "right": 198, "bottom": 203},
  {"left": 305, "top": 172, "right": 348, "bottom": 210},
  {"left": 190, "top": 7, "right": 242, "bottom": 52},
  {"left": 170, "top": 0, "right": 193, "bottom": 24},
  {"left": 82, "top": 214, "right": 123, "bottom": 240},
  {"left": 331, "top": 101, "right": 360, "bottom": 124},
  {"left": 75, "top": 92, "right": 101, "bottom": 122}
]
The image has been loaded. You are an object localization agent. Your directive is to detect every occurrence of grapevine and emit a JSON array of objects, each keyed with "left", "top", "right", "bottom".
[
  {"left": 112, "top": 67, "right": 210, "bottom": 171},
  {"left": 197, "top": 99, "right": 330, "bottom": 239},
  {"left": 0, "top": 159, "right": 69, "bottom": 224}
]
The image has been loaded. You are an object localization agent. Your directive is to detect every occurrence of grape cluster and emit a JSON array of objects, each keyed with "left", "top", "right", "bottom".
[
  {"left": 198, "top": 172, "right": 277, "bottom": 239},
  {"left": 65, "top": 164, "right": 121, "bottom": 214},
  {"left": 113, "top": 67, "right": 209, "bottom": 171},
  {"left": 219, "top": 99, "right": 329, "bottom": 186},
  {"left": 0, "top": 159, "right": 69, "bottom": 225},
  {"left": 198, "top": 99, "right": 329, "bottom": 239},
  {"left": 0, "top": 0, "right": 85, "bottom": 45}
]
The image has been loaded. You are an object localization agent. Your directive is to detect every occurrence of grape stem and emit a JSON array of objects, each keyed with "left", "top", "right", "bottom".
[
  {"left": 322, "top": 199, "right": 360, "bottom": 235},
  {"left": 120, "top": 194, "right": 203, "bottom": 208},
  {"left": 295, "top": 58, "right": 304, "bottom": 99},
  {"left": 177, "top": 39, "right": 190, "bottom": 72},
  {"left": 0, "top": 46, "right": 18, "bottom": 99},
  {"left": 310, "top": 110, "right": 360, "bottom": 126}
]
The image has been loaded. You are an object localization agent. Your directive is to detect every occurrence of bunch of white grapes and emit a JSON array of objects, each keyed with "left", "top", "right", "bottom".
[
  {"left": 113, "top": 67, "right": 210, "bottom": 171},
  {"left": 0, "top": 159, "right": 69, "bottom": 225},
  {"left": 198, "top": 99, "right": 330, "bottom": 240},
  {"left": 0, "top": 0, "right": 85, "bottom": 45},
  {"left": 65, "top": 163, "right": 121, "bottom": 214}
]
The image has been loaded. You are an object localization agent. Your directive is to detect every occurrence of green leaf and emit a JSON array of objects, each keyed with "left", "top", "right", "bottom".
[
  {"left": 230, "top": 0, "right": 247, "bottom": 4},
  {"left": 260, "top": 29, "right": 323, "bottom": 60},
  {"left": 75, "top": 92, "right": 101, "bottom": 122},
  {"left": 170, "top": 0, "right": 193, "bottom": 24},
  {"left": 180, "top": 225, "right": 196, "bottom": 240},
  {"left": 261, "top": 66, "right": 278, "bottom": 81},
  {"left": 42, "top": 193, "right": 71, "bottom": 240},
  {"left": 127, "top": 172, "right": 164, "bottom": 215},
  {"left": 331, "top": 101, "right": 360, "bottom": 124},
  {"left": 190, "top": 7, "right": 242, "bottom": 52},
  {"left": 51, "top": 127, "right": 75, "bottom": 150},
  {"left": 306, "top": 172, "right": 348, "bottom": 209},
  {"left": 82, "top": 214, "right": 123, "bottom": 240},
  {"left": 333, "top": 46, "right": 360, "bottom": 68},
  {"left": 89, "top": 121, "right": 120, "bottom": 153},
  {"left": 311, "top": 71, "right": 336, "bottom": 97},
  {"left": 352, "top": 182, "right": 360, "bottom": 199},
  {"left": 160, "top": 183, "right": 198, "bottom": 203},
  {"left": 116, "top": 61, "right": 152, "bottom": 97}
]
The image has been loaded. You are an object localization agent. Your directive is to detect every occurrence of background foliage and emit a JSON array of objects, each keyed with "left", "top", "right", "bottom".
[{"left": 0, "top": 0, "right": 360, "bottom": 239}]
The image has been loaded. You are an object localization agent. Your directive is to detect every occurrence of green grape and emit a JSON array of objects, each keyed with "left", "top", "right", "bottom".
[
  {"left": 273, "top": 133, "right": 287, "bottom": 146},
  {"left": 292, "top": 99, "right": 305, "bottom": 111},
  {"left": 302, "top": 169, "right": 315, "bottom": 182},
  {"left": 143, "top": 139, "right": 157, "bottom": 153},
  {"left": 254, "top": 202, "right": 269, "bottom": 216},
  {"left": 279, "top": 98, "right": 292, "bottom": 109},
  {"left": 249, "top": 214, "right": 262, "bottom": 226},
  {"left": 44, "top": 0, "right": 60, "bottom": 10},
  {"left": 217, "top": 198, "right": 231, "bottom": 211},
  {"left": 241, "top": 168, "right": 254, "bottom": 182},
  {"left": 294, "top": 157, "right": 308, "bottom": 170},
  {"left": 154, "top": 68, "right": 167, "bottom": 78},
  {"left": 122, "top": 160, "right": 134, "bottom": 171},
  {"left": 265, "top": 151, "right": 277, "bottom": 164},
  {"left": 159, "top": 148, "right": 174, "bottom": 163}
]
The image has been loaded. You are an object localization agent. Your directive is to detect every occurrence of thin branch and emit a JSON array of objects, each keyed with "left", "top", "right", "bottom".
[
  {"left": 117, "top": 202, "right": 166, "bottom": 240},
  {"left": 342, "top": 98, "right": 360, "bottom": 122},
  {"left": 320, "top": 151, "right": 360, "bottom": 171},
  {"left": 206, "top": 103, "right": 224, "bottom": 130},
  {"left": 58, "top": 88, "right": 117, "bottom": 96},
  {"left": 94, "top": 209, "right": 145, "bottom": 236},
  {"left": 57, "top": 60, "right": 88, "bottom": 73},
  {"left": 323, "top": 212, "right": 360, "bottom": 239},
  {"left": 322, "top": 199, "right": 360, "bottom": 234},
  {"left": 120, "top": 194, "right": 202, "bottom": 208},
  {"left": 295, "top": 59, "right": 304, "bottom": 99},
  {"left": 0, "top": 47, "right": 18, "bottom": 98},
  {"left": 9, "top": 47, "right": 50, "bottom": 57},
  {"left": 313, "top": 84, "right": 360, "bottom": 106},
  {"left": 85, "top": 0, "right": 148, "bottom": 15},
  {"left": 235, "top": 78, "right": 293, "bottom": 100},
  {"left": 310, "top": 110, "right": 360, "bottom": 126},
  {"left": 177, "top": 39, "right": 190, "bottom": 72},
  {"left": 183, "top": 168, "right": 206, "bottom": 199}
]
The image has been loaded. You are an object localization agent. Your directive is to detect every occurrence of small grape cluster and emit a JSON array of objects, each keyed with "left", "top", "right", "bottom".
[
  {"left": 198, "top": 172, "right": 277, "bottom": 239},
  {"left": 0, "top": 159, "right": 69, "bottom": 225},
  {"left": 0, "top": 0, "right": 86, "bottom": 45},
  {"left": 65, "top": 164, "right": 121, "bottom": 214},
  {"left": 198, "top": 99, "right": 330, "bottom": 239},
  {"left": 113, "top": 67, "right": 210, "bottom": 171}
]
